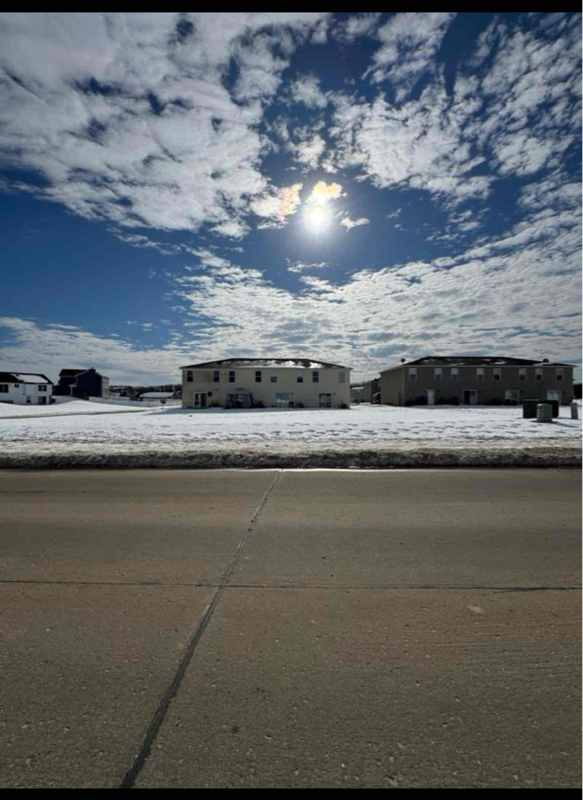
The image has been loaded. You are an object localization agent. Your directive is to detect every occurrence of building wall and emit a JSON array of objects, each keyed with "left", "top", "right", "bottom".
[
  {"left": 182, "top": 366, "right": 351, "bottom": 408},
  {"left": 390, "top": 364, "right": 574, "bottom": 405},
  {"left": 0, "top": 381, "right": 53, "bottom": 405},
  {"left": 380, "top": 369, "right": 404, "bottom": 405},
  {"left": 76, "top": 370, "right": 109, "bottom": 398}
]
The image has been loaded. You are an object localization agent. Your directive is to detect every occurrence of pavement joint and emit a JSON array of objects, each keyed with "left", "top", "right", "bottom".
[
  {"left": 0, "top": 579, "right": 579, "bottom": 592},
  {"left": 118, "top": 469, "right": 283, "bottom": 789}
]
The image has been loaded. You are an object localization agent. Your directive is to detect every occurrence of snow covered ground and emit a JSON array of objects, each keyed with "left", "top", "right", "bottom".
[
  {"left": 0, "top": 402, "right": 580, "bottom": 467},
  {"left": 0, "top": 397, "right": 150, "bottom": 418}
]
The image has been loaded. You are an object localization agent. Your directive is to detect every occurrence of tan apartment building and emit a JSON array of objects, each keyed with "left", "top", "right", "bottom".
[
  {"left": 181, "top": 358, "right": 351, "bottom": 409},
  {"left": 380, "top": 356, "right": 575, "bottom": 406}
]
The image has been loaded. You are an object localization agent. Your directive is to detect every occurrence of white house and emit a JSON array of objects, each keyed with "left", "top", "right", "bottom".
[
  {"left": 181, "top": 358, "right": 351, "bottom": 409},
  {"left": 0, "top": 372, "right": 54, "bottom": 405}
]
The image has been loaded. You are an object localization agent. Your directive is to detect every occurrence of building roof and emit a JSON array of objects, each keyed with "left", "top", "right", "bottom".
[
  {"left": 0, "top": 372, "right": 53, "bottom": 384},
  {"left": 180, "top": 357, "right": 348, "bottom": 370},
  {"left": 59, "top": 368, "right": 87, "bottom": 377},
  {"left": 380, "top": 356, "right": 574, "bottom": 373}
]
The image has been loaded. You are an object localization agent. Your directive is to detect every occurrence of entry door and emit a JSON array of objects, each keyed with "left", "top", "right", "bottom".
[
  {"left": 194, "top": 392, "right": 208, "bottom": 408},
  {"left": 319, "top": 393, "right": 332, "bottom": 408},
  {"left": 426, "top": 389, "right": 435, "bottom": 406},
  {"left": 547, "top": 390, "right": 561, "bottom": 402},
  {"left": 464, "top": 389, "right": 478, "bottom": 405},
  {"left": 275, "top": 393, "right": 290, "bottom": 407}
]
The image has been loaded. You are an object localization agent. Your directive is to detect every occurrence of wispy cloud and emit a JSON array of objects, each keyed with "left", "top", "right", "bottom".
[
  {"left": 340, "top": 216, "right": 370, "bottom": 230},
  {"left": 0, "top": 12, "right": 328, "bottom": 238}
]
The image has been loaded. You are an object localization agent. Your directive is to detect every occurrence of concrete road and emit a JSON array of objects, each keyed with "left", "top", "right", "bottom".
[{"left": 0, "top": 469, "right": 580, "bottom": 788}]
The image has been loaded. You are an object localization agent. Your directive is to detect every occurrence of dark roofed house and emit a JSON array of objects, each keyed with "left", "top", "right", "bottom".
[
  {"left": 54, "top": 367, "right": 110, "bottom": 399},
  {"left": 380, "top": 356, "right": 575, "bottom": 406}
]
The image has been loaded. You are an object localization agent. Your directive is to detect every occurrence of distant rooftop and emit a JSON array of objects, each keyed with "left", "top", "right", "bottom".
[
  {"left": 180, "top": 358, "right": 348, "bottom": 370},
  {"left": 0, "top": 372, "right": 53, "bottom": 384},
  {"left": 381, "top": 356, "right": 574, "bottom": 372}
]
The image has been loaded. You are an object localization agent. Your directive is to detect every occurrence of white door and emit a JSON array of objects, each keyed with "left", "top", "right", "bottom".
[
  {"left": 426, "top": 389, "right": 435, "bottom": 406},
  {"left": 547, "top": 390, "right": 561, "bottom": 401},
  {"left": 464, "top": 389, "right": 478, "bottom": 405}
]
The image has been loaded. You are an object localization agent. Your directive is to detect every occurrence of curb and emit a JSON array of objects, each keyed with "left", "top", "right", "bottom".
[{"left": 0, "top": 448, "right": 580, "bottom": 470}]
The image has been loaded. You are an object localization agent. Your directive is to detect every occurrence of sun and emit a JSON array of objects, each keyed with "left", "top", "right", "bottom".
[{"left": 304, "top": 204, "right": 331, "bottom": 233}]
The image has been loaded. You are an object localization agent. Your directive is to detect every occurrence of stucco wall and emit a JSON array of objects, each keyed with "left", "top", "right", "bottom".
[
  {"left": 182, "top": 366, "right": 351, "bottom": 408},
  {"left": 380, "top": 369, "right": 404, "bottom": 405}
]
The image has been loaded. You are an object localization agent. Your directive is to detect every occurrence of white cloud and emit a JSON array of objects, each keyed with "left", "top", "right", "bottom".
[
  {"left": 295, "top": 134, "right": 326, "bottom": 170},
  {"left": 306, "top": 180, "right": 345, "bottom": 205},
  {"left": 335, "top": 13, "right": 381, "bottom": 42},
  {"left": 290, "top": 74, "right": 328, "bottom": 108},
  {"left": 286, "top": 260, "right": 329, "bottom": 273},
  {"left": 250, "top": 182, "right": 303, "bottom": 227},
  {"left": 0, "top": 12, "right": 328, "bottom": 238},
  {"left": 365, "top": 13, "right": 456, "bottom": 100},
  {"left": 340, "top": 216, "right": 370, "bottom": 230}
]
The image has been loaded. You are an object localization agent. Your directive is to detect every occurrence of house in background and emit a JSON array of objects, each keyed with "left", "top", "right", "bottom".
[
  {"left": 181, "top": 358, "right": 351, "bottom": 409},
  {"left": 380, "top": 356, "right": 575, "bottom": 406},
  {"left": 351, "top": 377, "right": 380, "bottom": 404},
  {"left": 0, "top": 372, "right": 53, "bottom": 405},
  {"left": 110, "top": 385, "right": 138, "bottom": 399},
  {"left": 137, "top": 391, "right": 178, "bottom": 403},
  {"left": 54, "top": 367, "right": 110, "bottom": 399}
]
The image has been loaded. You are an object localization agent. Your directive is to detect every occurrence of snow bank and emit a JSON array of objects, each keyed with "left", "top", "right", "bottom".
[{"left": 0, "top": 403, "right": 580, "bottom": 469}]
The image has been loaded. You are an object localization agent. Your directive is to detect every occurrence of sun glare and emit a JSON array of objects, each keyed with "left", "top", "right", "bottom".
[{"left": 305, "top": 204, "right": 331, "bottom": 232}]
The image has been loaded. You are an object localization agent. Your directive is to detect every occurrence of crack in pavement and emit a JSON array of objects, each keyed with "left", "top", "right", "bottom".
[{"left": 118, "top": 469, "right": 283, "bottom": 789}]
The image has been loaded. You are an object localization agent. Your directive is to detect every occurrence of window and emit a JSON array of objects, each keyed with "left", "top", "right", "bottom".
[
  {"left": 0, "top": 385, "right": 8, "bottom": 393},
  {"left": 339, "top": 371, "right": 346, "bottom": 383},
  {"left": 493, "top": 368, "right": 501, "bottom": 381},
  {"left": 450, "top": 367, "right": 459, "bottom": 381},
  {"left": 312, "top": 371, "right": 319, "bottom": 383},
  {"left": 408, "top": 368, "right": 417, "bottom": 381},
  {"left": 212, "top": 370, "right": 220, "bottom": 383},
  {"left": 186, "top": 370, "right": 193, "bottom": 383},
  {"left": 255, "top": 371, "right": 262, "bottom": 383},
  {"left": 556, "top": 369, "right": 563, "bottom": 382},
  {"left": 535, "top": 368, "right": 542, "bottom": 381},
  {"left": 476, "top": 368, "right": 484, "bottom": 381},
  {"left": 229, "top": 370, "right": 235, "bottom": 383},
  {"left": 270, "top": 374, "right": 277, "bottom": 383},
  {"left": 518, "top": 368, "right": 527, "bottom": 381},
  {"left": 14, "top": 384, "right": 19, "bottom": 388},
  {"left": 434, "top": 367, "right": 442, "bottom": 381},
  {"left": 297, "top": 375, "right": 304, "bottom": 383},
  {"left": 38, "top": 384, "right": 47, "bottom": 392}
]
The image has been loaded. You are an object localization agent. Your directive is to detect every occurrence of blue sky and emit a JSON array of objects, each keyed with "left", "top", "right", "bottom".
[{"left": 0, "top": 12, "right": 581, "bottom": 383}]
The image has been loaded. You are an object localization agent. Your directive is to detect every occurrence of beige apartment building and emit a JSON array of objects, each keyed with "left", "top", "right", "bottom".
[
  {"left": 380, "top": 356, "right": 575, "bottom": 406},
  {"left": 181, "top": 358, "right": 351, "bottom": 409}
]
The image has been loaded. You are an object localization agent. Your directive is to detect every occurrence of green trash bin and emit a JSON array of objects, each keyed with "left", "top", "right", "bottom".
[
  {"left": 536, "top": 403, "right": 553, "bottom": 423},
  {"left": 523, "top": 399, "right": 539, "bottom": 419}
]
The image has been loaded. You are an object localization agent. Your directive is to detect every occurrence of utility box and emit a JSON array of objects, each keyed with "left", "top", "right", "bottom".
[
  {"left": 536, "top": 403, "right": 553, "bottom": 423},
  {"left": 571, "top": 401, "right": 579, "bottom": 420},
  {"left": 524, "top": 399, "right": 558, "bottom": 419}
]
